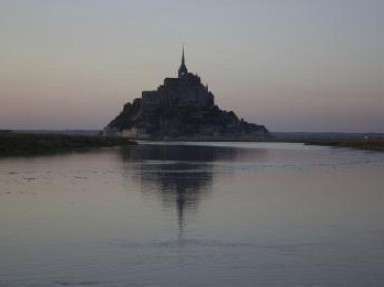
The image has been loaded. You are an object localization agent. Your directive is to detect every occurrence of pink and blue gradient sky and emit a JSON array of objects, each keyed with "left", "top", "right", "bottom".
[{"left": 1, "top": 0, "right": 383, "bottom": 132}]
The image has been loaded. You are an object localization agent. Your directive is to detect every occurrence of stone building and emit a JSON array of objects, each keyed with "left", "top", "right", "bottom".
[{"left": 141, "top": 47, "right": 214, "bottom": 112}]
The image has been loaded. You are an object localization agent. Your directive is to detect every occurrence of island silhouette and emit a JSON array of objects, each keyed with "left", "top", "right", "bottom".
[{"left": 104, "top": 48, "right": 269, "bottom": 140}]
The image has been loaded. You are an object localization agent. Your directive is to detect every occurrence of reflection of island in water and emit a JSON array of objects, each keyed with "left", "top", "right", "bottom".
[{"left": 120, "top": 143, "right": 267, "bottom": 233}]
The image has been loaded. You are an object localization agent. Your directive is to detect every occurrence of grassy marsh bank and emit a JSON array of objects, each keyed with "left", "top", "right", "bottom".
[{"left": 0, "top": 132, "right": 135, "bottom": 156}]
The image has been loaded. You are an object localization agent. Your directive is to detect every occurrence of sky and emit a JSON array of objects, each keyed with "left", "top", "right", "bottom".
[{"left": 0, "top": 0, "right": 383, "bottom": 132}]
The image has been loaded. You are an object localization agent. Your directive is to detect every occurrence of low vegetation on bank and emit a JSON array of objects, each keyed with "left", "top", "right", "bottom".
[
  {"left": 304, "top": 138, "right": 384, "bottom": 151},
  {"left": 268, "top": 133, "right": 384, "bottom": 151},
  {"left": 0, "top": 131, "right": 135, "bottom": 156}
]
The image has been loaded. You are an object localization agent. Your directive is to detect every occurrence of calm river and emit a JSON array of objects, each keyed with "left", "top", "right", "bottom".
[{"left": 1, "top": 142, "right": 384, "bottom": 286}]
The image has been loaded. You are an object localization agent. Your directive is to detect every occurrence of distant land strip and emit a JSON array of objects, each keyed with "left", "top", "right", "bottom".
[
  {"left": 0, "top": 131, "right": 135, "bottom": 156},
  {"left": 270, "top": 133, "right": 384, "bottom": 151},
  {"left": 303, "top": 138, "right": 384, "bottom": 151}
]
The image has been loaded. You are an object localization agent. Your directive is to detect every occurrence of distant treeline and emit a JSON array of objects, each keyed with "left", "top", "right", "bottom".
[{"left": 0, "top": 131, "right": 135, "bottom": 156}]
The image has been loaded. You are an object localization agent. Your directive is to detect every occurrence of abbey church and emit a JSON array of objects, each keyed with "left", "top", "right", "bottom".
[{"left": 104, "top": 49, "right": 268, "bottom": 139}]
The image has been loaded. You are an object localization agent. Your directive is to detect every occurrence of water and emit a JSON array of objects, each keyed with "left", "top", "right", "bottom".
[{"left": 1, "top": 142, "right": 384, "bottom": 286}]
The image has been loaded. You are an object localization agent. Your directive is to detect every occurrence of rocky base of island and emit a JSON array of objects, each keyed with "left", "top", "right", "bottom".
[{"left": 106, "top": 100, "right": 269, "bottom": 140}]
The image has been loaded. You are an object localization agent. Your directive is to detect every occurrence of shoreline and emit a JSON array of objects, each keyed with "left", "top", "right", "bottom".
[
  {"left": 1, "top": 131, "right": 383, "bottom": 156},
  {"left": 138, "top": 135, "right": 384, "bottom": 152}
]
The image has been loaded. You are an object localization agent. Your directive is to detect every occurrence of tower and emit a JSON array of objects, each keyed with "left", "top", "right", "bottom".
[{"left": 178, "top": 46, "right": 188, "bottom": 78}]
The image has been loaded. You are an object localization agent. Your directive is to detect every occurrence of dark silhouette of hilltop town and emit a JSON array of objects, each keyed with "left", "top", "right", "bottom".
[{"left": 104, "top": 48, "right": 268, "bottom": 140}]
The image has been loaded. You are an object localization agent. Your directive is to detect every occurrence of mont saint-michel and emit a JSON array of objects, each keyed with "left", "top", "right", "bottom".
[{"left": 104, "top": 49, "right": 269, "bottom": 140}]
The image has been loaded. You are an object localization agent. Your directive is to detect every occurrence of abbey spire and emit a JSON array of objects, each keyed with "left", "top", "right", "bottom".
[{"left": 178, "top": 46, "right": 188, "bottom": 77}]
